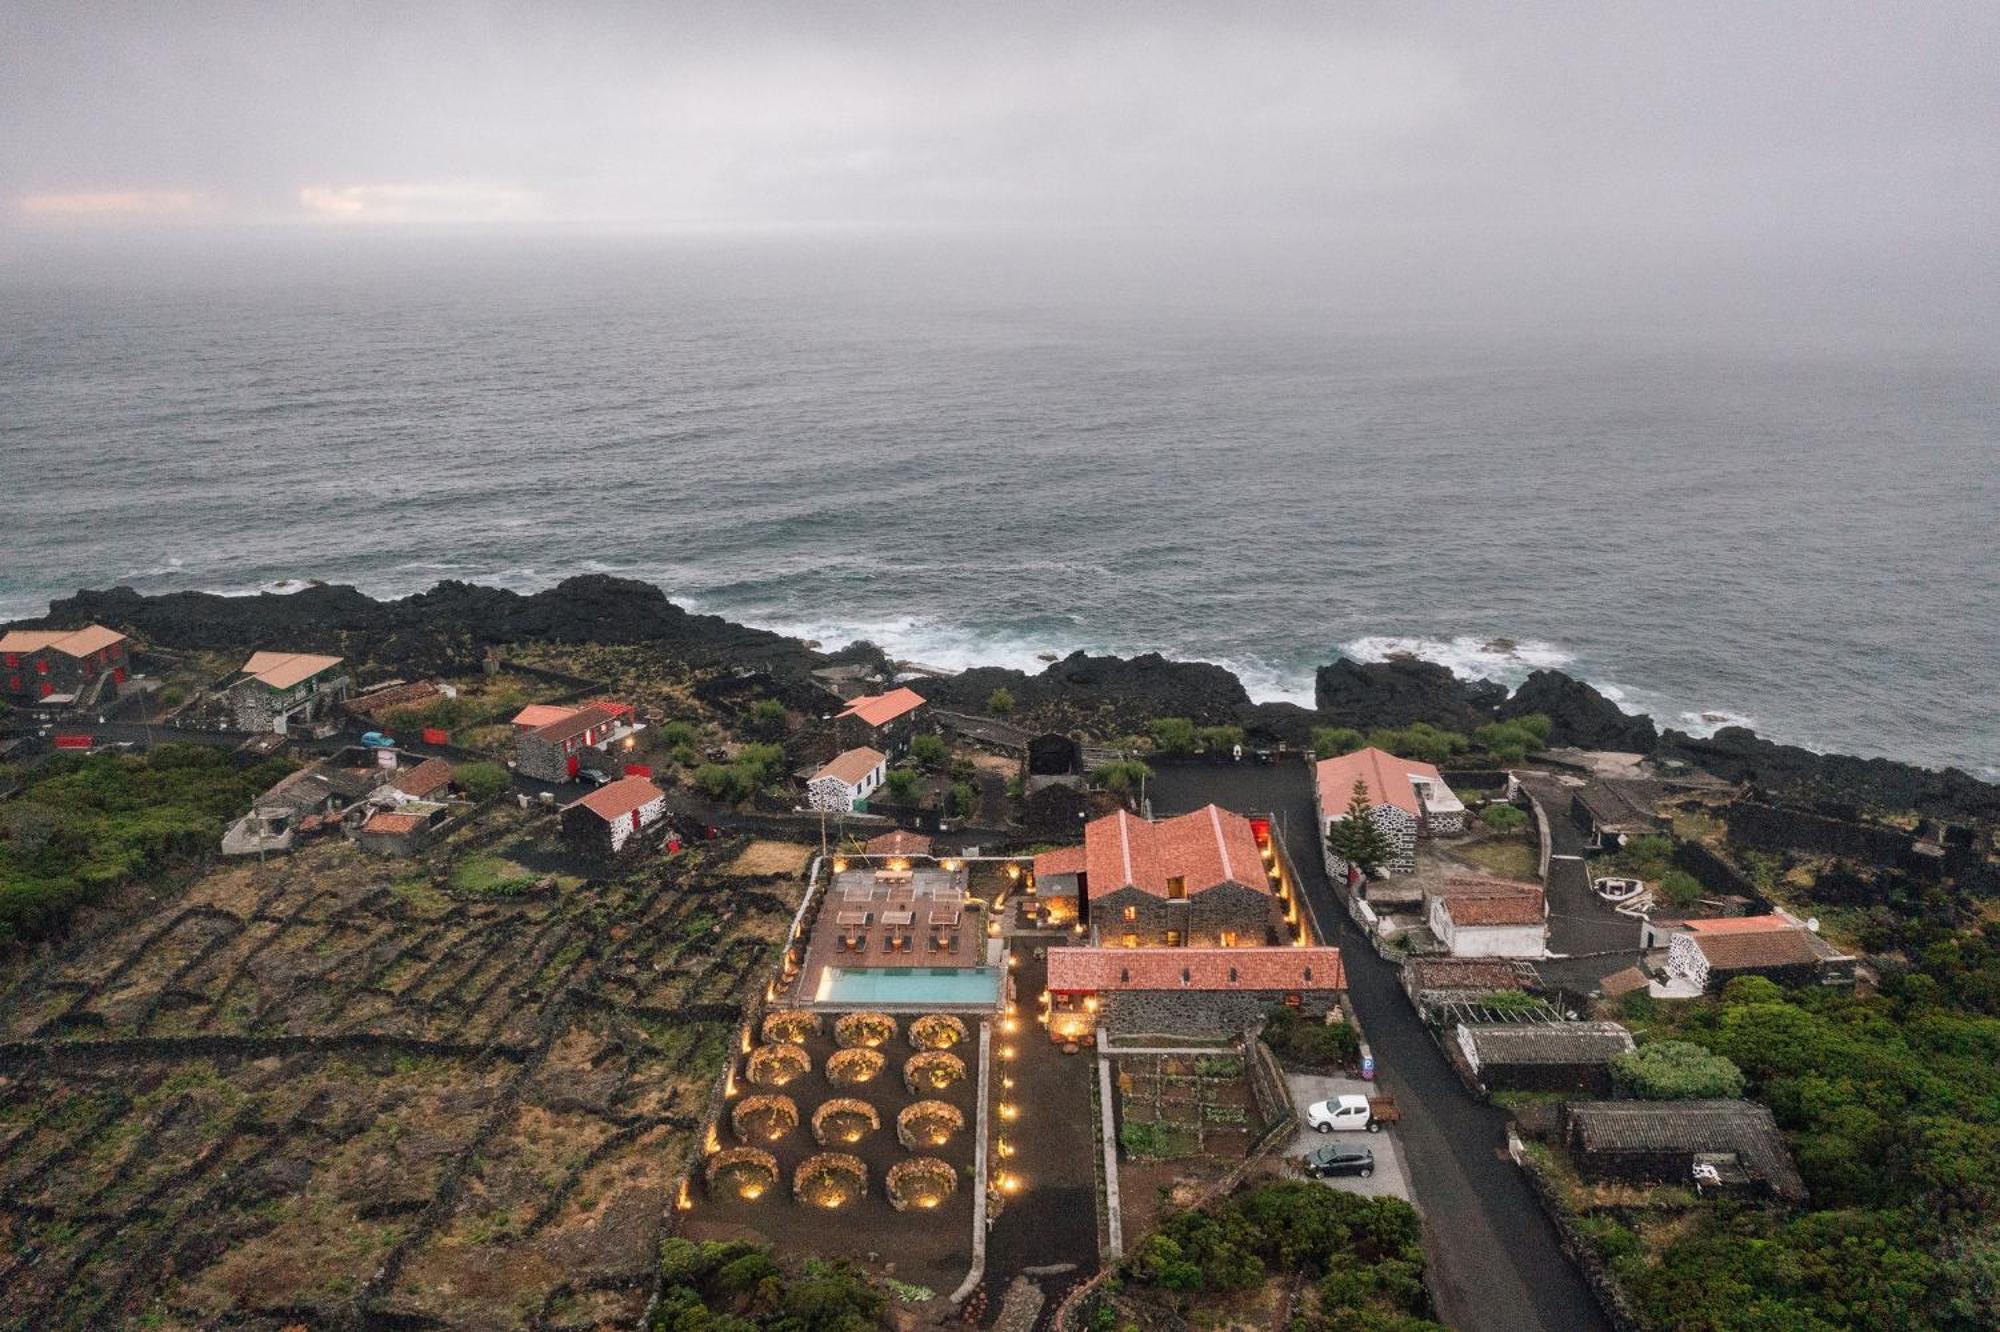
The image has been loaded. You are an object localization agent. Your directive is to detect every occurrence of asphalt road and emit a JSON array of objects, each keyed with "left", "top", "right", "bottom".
[
  {"left": 1516, "top": 773, "right": 1645, "bottom": 960},
  {"left": 1147, "top": 760, "right": 1611, "bottom": 1332}
]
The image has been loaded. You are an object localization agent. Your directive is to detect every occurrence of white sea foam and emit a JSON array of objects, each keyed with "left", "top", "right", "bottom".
[
  {"left": 1338, "top": 634, "right": 1576, "bottom": 687},
  {"left": 1677, "top": 708, "right": 1759, "bottom": 738}
]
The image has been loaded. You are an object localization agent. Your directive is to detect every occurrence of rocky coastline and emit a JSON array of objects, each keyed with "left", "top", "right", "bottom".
[{"left": 19, "top": 574, "right": 1998, "bottom": 823}]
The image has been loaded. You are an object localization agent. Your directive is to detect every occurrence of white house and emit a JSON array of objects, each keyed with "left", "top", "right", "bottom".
[
  {"left": 1425, "top": 877, "right": 1548, "bottom": 958},
  {"left": 1317, "top": 746, "right": 1465, "bottom": 879},
  {"left": 807, "top": 747, "right": 887, "bottom": 813}
]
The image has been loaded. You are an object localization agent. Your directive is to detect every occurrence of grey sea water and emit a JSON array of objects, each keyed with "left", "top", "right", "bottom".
[{"left": 1, "top": 233, "right": 1994, "bottom": 774}]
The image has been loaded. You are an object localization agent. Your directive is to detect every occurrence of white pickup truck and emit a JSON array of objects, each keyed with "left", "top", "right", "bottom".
[{"left": 1305, "top": 1093, "right": 1400, "bottom": 1133}]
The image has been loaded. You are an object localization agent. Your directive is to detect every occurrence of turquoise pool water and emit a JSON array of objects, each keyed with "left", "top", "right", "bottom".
[{"left": 814, "top": 966, "right": 1003, "bottom": 1008}]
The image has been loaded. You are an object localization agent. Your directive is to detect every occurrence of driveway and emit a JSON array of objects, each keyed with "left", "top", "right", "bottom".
[
  {"left": 1145, "top": 761, "right": 1611, "bottom": 1332},
  {"left": 1284, "top": 1073, "right": 1411, "bottom": 1202},
  {"left": 1515, "top": 772, "right": 1644, "bottom": 959}
]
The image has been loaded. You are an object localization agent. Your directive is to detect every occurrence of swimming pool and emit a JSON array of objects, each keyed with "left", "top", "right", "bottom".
[{"left": 814, "top": 966, "right": 1004, "bottom": 1009}]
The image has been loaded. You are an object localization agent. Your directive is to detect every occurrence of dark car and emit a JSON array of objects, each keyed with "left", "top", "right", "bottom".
[
  {"left": 1303, "top": 1144, "right": 1374, "bottom": 1179},
  {"left": 577, "top": 767, "right": 614, "bottom": 787}
]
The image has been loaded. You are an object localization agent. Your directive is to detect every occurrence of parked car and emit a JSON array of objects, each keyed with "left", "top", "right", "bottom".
[
  {"left": 1594, "top": 876, "right": 1646, "bottom": 902},
  {"left": 1302, "top": 1143, "right": 1374, "bottom": 1178},
  {"left": 577, "top": 767, "right": 613, "bottom": 787},
  {"left": 1305, "top": 1094, "right": 1397, "bottom": 1133}
]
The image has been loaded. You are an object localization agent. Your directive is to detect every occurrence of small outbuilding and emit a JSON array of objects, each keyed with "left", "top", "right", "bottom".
[
  {"left": 1563, "top": 1099, "right": 1806, "bottom": 1203},
  {"left": 1664, "top": 915, "right": 1856, "bottom": 992},
  {"left": 561, "top": 776, "right": 667, "bottom": 857},
  {"left": 1425, "top": 877, "right": 1548, "bottom": 958},
  {"left": 1455, "top": 1020, "right": 1634, "bottom": 1094}
]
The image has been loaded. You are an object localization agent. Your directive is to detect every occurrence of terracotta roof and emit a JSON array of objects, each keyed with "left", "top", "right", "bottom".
[
  {"left": 1430, "top": 877, "right": 1545, "bottom": 926},
  {"left": 1684, "top": 914, "right": 1796, "bottom": 935},
  {"left": 1461, "top": 1021, "right": 1633, "bottom": 1065},
  {"left": 349, "top": 681, "right": 442, "bottom": 717},
  {"left": 1316, "top": 747, "right": 1443, "bottom": 817},
  {"left": 360, "top": 810, "right": 426, "bottom": 836},
  {"left": 564, "top": 775, "right": 664, "bottom": 822},
  {"left": 1405, "top": 959, "right": 1530, "bottom": 992},
  {"left": 837, "top": 688, "right": 927, "bottom": 727},
  {"left": 1082, "top": 804, "right": 1268, "bottom": 899},
  {"left": 390, "top": 758, "right": 454, "bottom": 799},
  {"left": 529, "top": 703, "right": 623, "bottom": 744},
  {"left": 812, "top": 747, "right": 886, "bottom": 787},
  {"left": 511, "top": 703, "right": 580, "bottom": 729},
  {"left": 1599, "top": 966, "right": 1650, "bottom": 997},
  {"left": 0, "top": 624, "right": 127, "bottom": 658},
  {"left": 1048, "top": 946, "right": 1345, "bottom": 994},
  {"left": 864, "top": 830, "right": 933, "bottom": 857},
  {"left": 1691, "top": 925, "right": 1822, "bottom": 971},
  {"left": 1033, "top": 844, "right": 1087, "bottom": 877},
  {"left": 1565, "top": 1099, "right": 1805, "bottom": 1201},
  {"left": 240, "top": 650, "right": 344, "bottom": 690}
]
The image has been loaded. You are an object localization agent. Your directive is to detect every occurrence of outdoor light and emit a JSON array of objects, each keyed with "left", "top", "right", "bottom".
[
  {"left": 677, "top": 1180, "right": 693, "bottom": 1210},
  {"left": 999, "top": 1102, "right": 1018, "bottom": 1120},
  {"left": 1002, "top": 1018, "right": 1018, "bottom": 1034},
  {"left": 832, "top": 857, "right": 848, "bottom": 873},
  {"left": 704, "top": 1126, "right": 720, "bottom": 1154},
  {"left": 1002, "top": 1076, "right": 1014, "bottom": 1090},
  {"left": 1000, "top": 1045, "right": 1016, "bottom": 1060}
]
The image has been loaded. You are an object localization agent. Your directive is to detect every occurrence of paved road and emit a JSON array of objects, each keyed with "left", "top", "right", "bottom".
[
  {"left": 1516, "top": 773, "right": 1643, "bottom": 960},
  {"left": 1147, "top": 762, "right": 1611, "bottom": 1332},
  {"left": 1284, "top": 1073, "right": 1412, "bottom": 1201}
]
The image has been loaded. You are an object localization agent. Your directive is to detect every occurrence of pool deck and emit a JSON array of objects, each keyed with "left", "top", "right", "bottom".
[{"left": 797, "top": 864, "right": 1006, "bottom": 1011}]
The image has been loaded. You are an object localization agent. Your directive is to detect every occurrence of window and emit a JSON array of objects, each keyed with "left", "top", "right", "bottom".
[
  {"left": 1165, "top": 930, "right": 1182, "bottom": 947},
  {"left": 1219, "top": 931, "right": 1237, "bottom": 948},
  {"left": 1165, "top": 875, "right": 1186, "bottom": 900},
  {"left": 1121, "top": 906, "right": 1137, "bottom": 922},
  {"left": 1121, "top": 933, "right": 1138, "bottom": 949}
]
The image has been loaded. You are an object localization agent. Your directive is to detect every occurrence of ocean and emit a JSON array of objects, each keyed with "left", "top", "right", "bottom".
[{"left": 1, "top": 233, "right": 1994, "bottom": 775}]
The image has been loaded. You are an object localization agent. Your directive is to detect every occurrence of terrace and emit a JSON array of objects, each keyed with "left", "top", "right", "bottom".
[{"left": 792, "top": 861, "right": 1005, "bottom": 1012}]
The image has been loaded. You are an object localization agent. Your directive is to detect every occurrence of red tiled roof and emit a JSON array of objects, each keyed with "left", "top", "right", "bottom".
[
  {"left": 564, "top": 776, "right": 664, "bottom": 822},
  {"left": 530, "top": 703, "right": 623, "bottom": 744},
  {"left": 1692, "top": 926, "right": 1822, "bottom": 971},
  {"left": 1684, "top": 914, "right": 1794, "bottom": 936},
  {"left": 390, "top": 758, "right": 453, "bottom": 799},
  {"left": 1316, "top": 747, "right": 1441, "bottom": 817},
  {"left": 1446, "top": 895, "right": 1547, "bottom": 927},
  {"left": 864, "top": 830, "right": 933, "bottom": 857},
  {"left": 837, "top": 687, "right": 926, "bottom": 727},
  {"left": 360, "top": 810, "right": 425, "bottom": 836},
  {"left": 1048, "top": 946, "right": 1345, "bottom": 994},
  {"left": 512, "top": 703, "right": 581, "bottom": 729},
  {"left": 813, "top": 747, "right": 886, "bottom": 787},
  {"left": 241, "top": 650, "right": 344, "bottom": 690},
  {"left": 1082, "top": 804, "right": 1268, "bottom": 900},
  {"left": 1033, "top": 844, "right": 1087, "bottom": 876},
  {"left": 0, "top": 624, "right": 128, "bottom": 658}
]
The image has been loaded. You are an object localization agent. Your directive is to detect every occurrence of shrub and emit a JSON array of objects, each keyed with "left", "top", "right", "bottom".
[
  {"left": 1311, "top": 726, "right": 1365, "bottom": 756},
  {"left": 1149, "top": 717, "right": 1199, "bottom": 755},
  {"left": 908, "top": 734, "right": 949, "bottom": 770},
  {"left": 1610, "top": 1040, "right": 1747, "bottom": 1100},
  {"left": 1480, "top": 803, "right": 1528, "bottom": 833},
  {"left": 884, "top": 768, "right": 922, "bottom": 805},
  {"left": 454, "top": 761, "right": 511, "bottom": 801},
  {"left": 1196, "top": 725, "right": 1245, "bottom": 754},
  {"left": 1474, "top": 718, "right": 1549, "bottom": 764},
  {"left": 1093, "top": 759, "right": 1152, "bottom": 796},
  {"left": 1364, "top": 722, "right": 1469, "bottom": 765},
  {"left": 1262, "top": 1007, "right": 1360, "bottom": 1070},
  {"left": 987, "top": 687, "right": 1015, "bottom": 716},
  {"left": 948, "top": 782, "right": 978, "bottom": 819},
  {"left": 1657, "top": 869, "right": 1704, "bottom": 907}
]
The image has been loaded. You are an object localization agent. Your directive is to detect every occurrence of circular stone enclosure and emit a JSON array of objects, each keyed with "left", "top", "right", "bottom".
[
  {"left": 794, "top": 1153, "right": 868, "bottom": 1209},
  {"left": 903, "top": 1050, "right": 968, "bottom": 1094},
  {"left": 761, "top": 1010, "right": 824, "bottom": 1045},
  {"left": 706, "top": 1147, "right": 780, "bottom": 1202},
  {"left": 731, "top": 1094, "right": 800, "bottom": 1144},
  {"left": 812, "top": 1098, "right": 882, "bottom": 1146},
  {"left": 834, "top": 1011, "right": 898, "bottom": 1049},
  {"left": 896, "top": 1100, "right": 966, "bottom": 1151},
  {"left": 745, "top": 1043, "right": 811, "bottom": 1088},
  {"left": 886, "top": 1156, "right": 959, "bottom": 1211},
  {"left": 824, "top": 1047, "right": 887, "bottom": 1086},
  {"left": 908, "top": 1014, "right": 969, "bottom": 1051}
]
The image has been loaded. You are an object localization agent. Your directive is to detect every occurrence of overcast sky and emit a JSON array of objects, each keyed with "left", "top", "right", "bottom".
[{"left": 2, "top": 2, "right": 1996, "bottom": 315}]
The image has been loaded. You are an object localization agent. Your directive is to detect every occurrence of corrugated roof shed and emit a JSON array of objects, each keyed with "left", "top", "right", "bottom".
[
  {"left": 1565, "top": 1099, "right": 1805, "bottom": 1202},
  {"left": 1461, "top": 1021, "right": 1634, "bottom": 1065}
]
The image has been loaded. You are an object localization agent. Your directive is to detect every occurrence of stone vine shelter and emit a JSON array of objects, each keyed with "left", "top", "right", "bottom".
[
  {"left": 1030, "top": 805, "right": 1283, "bottom": 947},
  {"left": 228, "top": 651, "right": 350, "bottom": 733},
  {"left": 1, "top": 624, "right": 131, "bottom": 708},
  {"left": 1046, "top": 945, "right": 1345, "bottom": 1043},
  {"left": 1316, "top": 747, "right": 1465, "bottom": 880}
]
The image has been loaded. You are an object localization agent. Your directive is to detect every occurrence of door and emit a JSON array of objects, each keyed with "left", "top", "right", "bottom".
[{"left": 566, "top": 754, "right": 579, "bottom": 779}]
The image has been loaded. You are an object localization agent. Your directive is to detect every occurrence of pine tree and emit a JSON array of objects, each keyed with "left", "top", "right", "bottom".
[{"left": 1326, "top": 778, "right": 1393, "bottom": 882}]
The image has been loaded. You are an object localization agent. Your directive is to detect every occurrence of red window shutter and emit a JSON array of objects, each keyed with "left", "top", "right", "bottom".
[
  {"left": 7, "top": 675, "right": 18, "bottom": 692},
  {"left": 36, "top": 659, "right": 49, "bottom": 674},
  {"left": 630, "top": 809, "right": 640, "bottom": 830},
  {"left": 113, "top": 667, "right": 127, "bottom": 684},
  {"left": 3, "top": 653, "right": 16, "bottom": 668},
  {"left": 39, "top": 681, "right": 53, "bottom": 697}
]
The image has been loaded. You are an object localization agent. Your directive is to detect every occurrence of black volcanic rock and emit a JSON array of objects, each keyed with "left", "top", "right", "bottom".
[
  {"left": 922, "top": 651, "right": 1251, "bottom": 729},
  {"left": 1656, "top": 728, "right": 2000, "bottom": 825},
  {"left": 1312, "top": 657, "right": 1504, "bottom": 732},
  {"left": 1501, "top": 670, "right": 1658, "bottom": 751},
  {"left": 34, "top": 576, "right": 817, "bottom": 679}
]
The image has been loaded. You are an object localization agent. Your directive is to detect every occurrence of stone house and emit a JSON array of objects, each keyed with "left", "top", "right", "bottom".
[
  {"left": 1317, "top": 747, "right": 1464, "bottom": 881},
  {"left": 1425, "top": 877, "right": 1548, "bottom": 958},
  {"left": 1046, "top": 945, "right": 1345, "bottom": 1042},
  {"left": 560, "top": 776, "right": 668, "bottom": 857},
  {"left": 1401, "top": 958, "right": 1535, "bottom": 1020},
  {"left": 228, "top": 651, "right": 350, "bottom": 733},
  {"left": 1454, "top": 1020, "right": 1634, "bottom": 1095},
  {"left": 1570, "top": 780, "right": 1670, "bottom": 851},
  {"left": 835, "top": 687, "right": 926, "bottom": 756},
  {"left": 1663, "top": 915, "right": 1856, "bottom": 992},
  {"left": 807, "top": 747, "right": 887, "bottom": 812},
  {"left": 354, "top": 803, "right": 451, "bottom": 857},
  {"left": 515, "top": 701, "right": 642, "bottom": 782},
  {"left": 1562, "top": 1099, "right": 1806, "bottom": 1203},
  {"left": 1035, "top": 805, "right": 1280, "bottom": 949},
  {"left": 1, "top": 624, "right": 131, "bottom": 707}
]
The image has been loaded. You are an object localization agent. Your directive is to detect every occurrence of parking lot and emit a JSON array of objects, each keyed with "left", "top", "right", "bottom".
[{"left": 1284, "top": 1073, "right": 1413, "bottom": 1202}]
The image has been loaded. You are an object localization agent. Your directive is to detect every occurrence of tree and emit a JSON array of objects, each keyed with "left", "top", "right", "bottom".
[
  {"left": 746, "top": 698, "right": 787, "bottom": 737},
  {"left": 986, "top": 687, "right": 1015, "bottom": 716},
  {"left": 1325, "top": 779, "right": 1394, "bottom": 880},
  {"left": 948, "top": 782, "right": 979, "bottom": 819},
  {"left": 908, "top": 734, "right": 949, "bottom": 770},
  {"left": 1311, "top": 726, "right": 1365, "bottom": 757},
  {"left": 884, "top": 767, "right": 922, "bottom": 805},
  {"left": 1610, "top": 1040, "right": 1746, "bottom": 1100},
  {"left": 454, "top": 761, "right": 511, "bottom": 801},
  {"left": 1150, "top": 717, "right": 1199, "bottom": 755}
]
